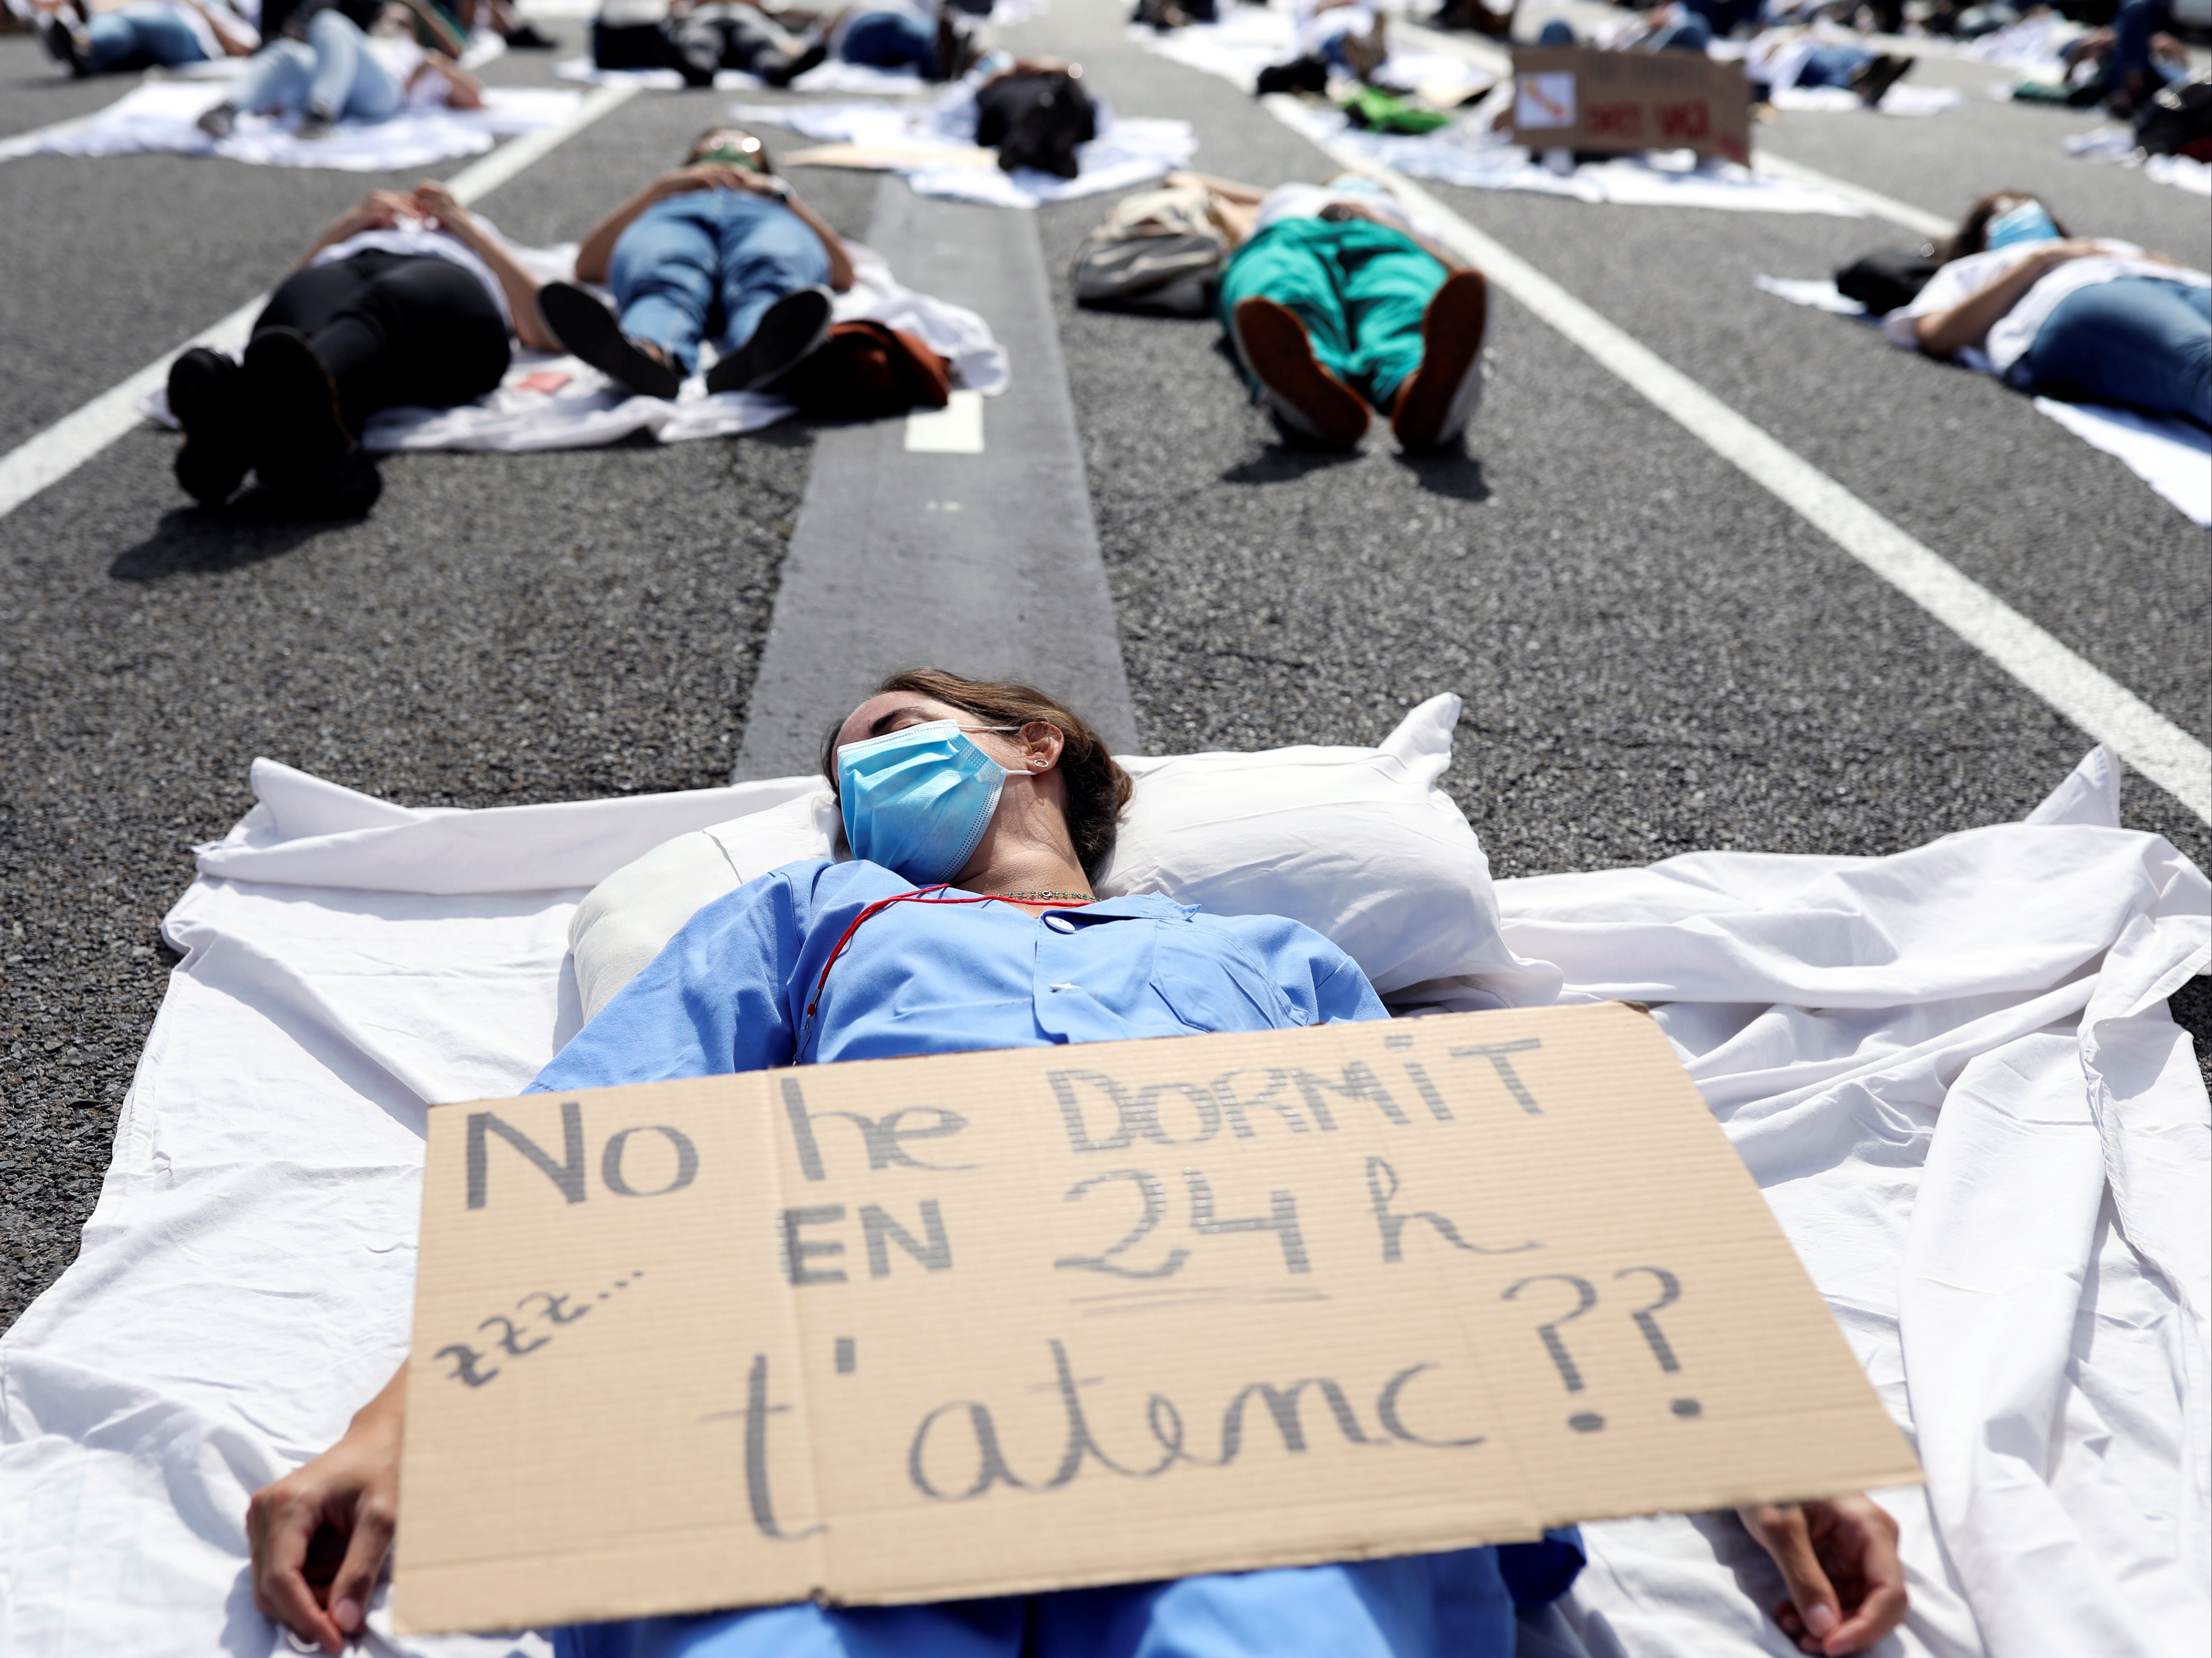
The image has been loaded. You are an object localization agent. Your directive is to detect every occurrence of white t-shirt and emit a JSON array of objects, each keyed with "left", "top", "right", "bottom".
[
  {"left": 1252, "top": 179, "right": 1415, "bottom": 238},
  {"left": 314, "top": 215, "right": 515, "bottom": 333},
  {"left": 1884, "top": 238, "right": 2211, "bottom": 373}
]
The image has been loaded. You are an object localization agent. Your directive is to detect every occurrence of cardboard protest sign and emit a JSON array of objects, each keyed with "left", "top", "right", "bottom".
[
  {"left": 1509, "top": 45, "right": 1752, "bottom": 164},
  {"left": 395, "top": 1003, "right": 1917, "bottom": 1634}
]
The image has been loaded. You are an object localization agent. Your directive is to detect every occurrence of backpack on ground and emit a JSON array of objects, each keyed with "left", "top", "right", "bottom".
[
  {"left": 1070, "top": 186, "right": 1229, "bottom": 316},
  {"left": 974, "top": 69, "right": 1098, "bottom": 179},
  {"left": 2135, "top": 75, "right": 2212, "bottom": 161},
  {"left": 777, "top": 322, "right": 953, "bottom": 420},
  {"left": 1834, "top": 246, "right": 1940, "bottom": 315}
]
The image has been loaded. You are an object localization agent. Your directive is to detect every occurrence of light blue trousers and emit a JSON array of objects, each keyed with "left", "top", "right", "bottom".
[{"left": 228, "top": 11, "right": 401, "bottom": 122}]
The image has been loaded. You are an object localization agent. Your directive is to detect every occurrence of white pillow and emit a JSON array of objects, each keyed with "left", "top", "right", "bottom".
[
  {"left": 567, "top": 694, "right": 1558, "bottom": 1021},
  {"left": 567, "top": 790, "right": 840, "bottom": 1021}
]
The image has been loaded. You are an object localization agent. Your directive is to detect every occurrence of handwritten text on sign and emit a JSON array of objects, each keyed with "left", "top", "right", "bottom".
[{"left": 397, "top": 1004, "right": 1918, "bottom": 1634}]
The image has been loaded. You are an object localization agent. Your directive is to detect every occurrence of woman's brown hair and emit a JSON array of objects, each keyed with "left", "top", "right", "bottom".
[
  {"left": 1944, "top": 191, "right": 2070, "bottom": 262},
  {"left": 821, "top": 668, "right": 1135, "bottom": 880}
]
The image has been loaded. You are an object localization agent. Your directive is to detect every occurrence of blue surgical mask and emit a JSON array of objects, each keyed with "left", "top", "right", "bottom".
[
  {"left": 1985, "top": 200, "right": 2059, "bottom": 252},
  {"left": 836, "top": 720, "right": 1014, "bottom": 884}
]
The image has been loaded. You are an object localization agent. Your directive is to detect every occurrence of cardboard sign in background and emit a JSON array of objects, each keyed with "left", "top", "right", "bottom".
[
  {"left": 1509, "top": 45, "right": 1752, "bottom": 164},
  {"left": 396, "top": 1004, "right": 1916, "bottom": 1634}
]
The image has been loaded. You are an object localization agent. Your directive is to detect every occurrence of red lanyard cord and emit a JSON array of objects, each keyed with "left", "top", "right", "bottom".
[{"left": 797, "top": 886, "right": 1013, "bottom": 1057}]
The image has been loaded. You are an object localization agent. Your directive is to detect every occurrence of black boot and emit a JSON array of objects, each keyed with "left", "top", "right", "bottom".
[
  {"left": 242, "top": 327, "right": 376, "bottom": 513},
  {"left": 168, "top": 347, "right": 252, "bottom": 507}
]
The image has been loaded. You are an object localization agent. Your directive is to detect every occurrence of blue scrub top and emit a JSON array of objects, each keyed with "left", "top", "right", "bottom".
[
  {"left": 532, "top": 858, "right": 1577, "bottom": 1658},
  {"left": 530, "top": 858, "right": 1388, "bottom": 1090}
]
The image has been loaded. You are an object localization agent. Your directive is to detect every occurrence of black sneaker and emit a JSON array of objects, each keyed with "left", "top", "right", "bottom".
[
  {"left": 501, "top": 21, "right": 557, "bottom": 48},
  {"left": 538, "top": 281, "right": 685, "bottom": 399},
  {"left": 168, "top": 347, "right": 251, "bottom": 507},
  {"left": 242, "top": 327, "right": 356, "bottom": 496},
  {"left": 39, "top": 15, "right": 89, "bottom": 75},
  {"left": 1849, "top": 53, "right": 1914, "bottom": 107},
  {"left": 196, "top": 101, "right": 236, "bottom": 140},
  {"left": 705, "top": 285, "right": 834, "bottom": 394},
  {"left": 761, "top": 37, "right": 829, "bottom": 86},
  {"left": 241, "top": 446, "right": 383, "bottom": 520}
]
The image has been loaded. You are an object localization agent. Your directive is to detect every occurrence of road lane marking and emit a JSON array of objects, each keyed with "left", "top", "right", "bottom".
[
  {"left": 1747, "top": 150, "right": 1952, "bottom": 238},
  {"left": 905, "top": 390, "right": 985, "bottom": 454},
  {"left": 1274, "top": 104, "right": 2212, "bottom": 823},
  {"left": 0, "top": 82, "right": 638, "bottom": 524}
]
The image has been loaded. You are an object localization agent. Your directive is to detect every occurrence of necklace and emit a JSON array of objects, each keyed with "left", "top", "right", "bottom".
[{"left": 1001, "top": 888, "right": 1096, "bottom": 903}]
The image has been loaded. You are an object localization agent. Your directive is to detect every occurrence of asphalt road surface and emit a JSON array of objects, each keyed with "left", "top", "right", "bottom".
[{"left": 1, "top": 0, "right": 2206, "bottom": 1328}]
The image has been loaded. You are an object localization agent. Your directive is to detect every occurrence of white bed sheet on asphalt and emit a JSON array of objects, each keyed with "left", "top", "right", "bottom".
[
  {"left": 1132, "top": 9, "right": 1869, "bottom": 213},
  {"left": 0, "top": 80, "right": 579, "bottom": 172},
  {"left": 1756, "top": 276, "right": 2212, "bottom": 526},
  {"left": 0, "top": 737, "right": 2203, "bottom": 1658},
  {"left": 730, "top": 86, "right": 1195, "bottom": 208}
]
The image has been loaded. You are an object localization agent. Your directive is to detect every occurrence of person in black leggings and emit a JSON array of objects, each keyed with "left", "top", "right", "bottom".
[{"left": 167, "top": 182, "right": 555, "bottom": 513}]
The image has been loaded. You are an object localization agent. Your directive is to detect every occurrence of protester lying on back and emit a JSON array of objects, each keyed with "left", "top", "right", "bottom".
[
  {"left": 1161, "top": 171, "right": 1489, "bottom": 454},
  {"left": 195, "top": 0, "right": 484, "bottom": 141},
  {"left": 1888, "top": 190, "right": 2210, "bottom": 430},
  {"left": 535, "top": 125, "right": 852, "bottom": 399},
  {"left": 165, "top": 182, "right": 556, "bottom": 514},
  {"left": 610, "top": 0, "right": 976, "bottom": 86},
  {"left": 29, "top": 0, "right": 257, "bottom": 77},
  {"left": 245, "top": 666, "right": 1912, "bottom": 1658}
]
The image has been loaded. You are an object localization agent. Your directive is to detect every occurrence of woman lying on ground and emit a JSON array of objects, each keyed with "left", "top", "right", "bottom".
[
  {"left": 536, "top": 125, "right": 852, "bottom": 399},
  {"left": 30, "top": 0, "right": 257, "bottom": 78},
  {"left": 245, "top": 667, "right": 1912, "bottom": 1658},
  {"left": 196, "top": 0, "right": 484, "bottom": 142},
  {"left": 166, "top": 181, "right": 557, "bottom": 513},
  {"left": 1166, "top": 170, "right": 1489, "bottom": 454},
  {"left": 1888, "top": 190, "right": 2210, "bottom": 429}
]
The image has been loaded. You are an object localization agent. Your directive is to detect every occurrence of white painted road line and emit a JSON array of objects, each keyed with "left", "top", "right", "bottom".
[
  {"left": 905, "top": 389, "right": 986, "bottom": 454},
  {"left": 1749, "top": 151, "right": 1953, "bottom": 240},
  {"left": 0, "top": 82, "right": 638, "bottom": 524},
  {"left": 1275, "top": 106, "right": 2212, "bottom": 824}
]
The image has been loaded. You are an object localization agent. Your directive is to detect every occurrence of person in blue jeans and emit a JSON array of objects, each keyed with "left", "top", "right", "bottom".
[
  {"left": 833, "top": 0, "right": 953, "bottom": 74},
  {"left": 196, "top": 6, "right": 484, "bottom": 141},
  {"left": 537, "top": 126, "right": 852, "bottom": 399},
  {"left": 30, "top": 0, "right": 256, "bottom": 77},
  {"left": 1893, "top": 191, "right": 2210, "bottom": 429}
]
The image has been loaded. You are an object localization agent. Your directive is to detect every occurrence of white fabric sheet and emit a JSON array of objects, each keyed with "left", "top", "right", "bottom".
[
  {"left": 0, "top": 743, "right": 2204, "bottom": 1658},
  {"left": 1770, "top": 82, "right": 1963, "bottom": 115},
  {"left": 554, "top": 54, "right": 926, "bottom": 93},
  {"left": 1132, "top": 6, "right": 1864, "bottom": 215},
  {"left": 732, "top": 86, "right": 1196, "bottom": 208},
  {"left": 132, "top": 243, "right": 1009, "bottom": 454},
  {"left": 2063, "top": 126, "right": 2212, "bottom": 198},
  {"left": 2031, "top": 396, "right": 2212, "bottom": 526},
  {"left": 1757, "top": 275, "right": 2212, "bottom": 526},
  {"left": 1269, "top": 93, "right": 1867, "bottom": 214},
  {"left": 0, "top": 78, "right": 577, "bottom": 170},
  {"left": 1131, "top": 5, "right": 1490, "bottom": 103}
]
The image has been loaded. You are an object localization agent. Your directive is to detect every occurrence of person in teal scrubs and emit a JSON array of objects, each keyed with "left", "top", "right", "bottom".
[
  {"left": 246, "top": 668, "right": 1910, "bottom": 1658},
  {"left": 1178, "top": 171, "right": 1490, "bottom": 455}
]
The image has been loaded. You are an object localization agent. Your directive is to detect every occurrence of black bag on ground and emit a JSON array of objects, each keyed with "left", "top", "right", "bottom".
[
  {"left": 1835, "top": 247, "right": 1940, "bottom": 315},
  {"left": 592, "top": 18, "right": 672, "bottom": 67},
  {"left": 2135, "top": 75, "right": 2212, "bottom": 161},
  {"left": 974, "top": 70, "right": 1097, "bottom": 178}
]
